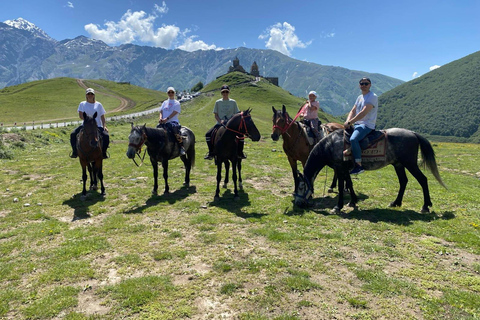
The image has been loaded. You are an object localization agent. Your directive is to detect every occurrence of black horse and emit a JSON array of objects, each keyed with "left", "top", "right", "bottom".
[
  {"left": 76, "top": 112, "right": 105, "bottom": 199},
  {"left": 295, "top": 128, "right": 446, "bottom": 213},
  {"left": 211, "top": 109, "right": 261, "bottom": 201},
  {"left": 126, "top": 124, "right": 195, "bottom": 195}
]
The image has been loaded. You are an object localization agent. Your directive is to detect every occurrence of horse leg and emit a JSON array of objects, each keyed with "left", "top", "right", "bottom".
[
  {"left": 215, "top": 161, "right": 222, "bottom": 201},
  {"left": 405, "top": 164, "right": 432, "bottom": 213},
  {"left": 345, "top": 174, "right": 357, "bottom": 208},
  {"left": 152, "top": 160, "right": 159, "bottom": 195},
  {"left": 223, "top": 161, "right": 230, "bottom": 188},
  {"left": 232, "top": 159, "right": 239, "bottom": 200},
  {"left": 96, "top": 161, "right": 105, "bottom": 196},
  {"left": 288, "top": 156, "right": 298, "bottom": 194},
  {"left": 328, "top": 170, "right": 338, "bottom": 193},
  {"left": 238, "top": 159, "right": 243, "bottom": 190},
  {"left": 389, "top": 164, "right": 408, "bottom": 208},
  {"left": 182, "top": 154, "right": 191, "bottom": 187},
  {"left": 332, "top": 170, "right": 348, "bottom": 213},
  {"left": 81, "top": 164, "right": 88, "bottom": 199},
  {"left": 88, "top": 163, "right": 96, "bottom": 191},
  {"left": 162, "top": 160, "right": 169, "bottom": 194}
]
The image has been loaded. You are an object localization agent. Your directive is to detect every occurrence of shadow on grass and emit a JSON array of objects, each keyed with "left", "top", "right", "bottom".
[
  {"left": 284, "top": 192, "right": 370, "bottom": 216},
  {"left": 62, "top": 191, "right": 107, "bottom": 221},
  {"left": 209, "top": 189, "right": 267, "bottom": 220},
  {"left": 123, "top": 185, "right": 197, "bottom": 214}
]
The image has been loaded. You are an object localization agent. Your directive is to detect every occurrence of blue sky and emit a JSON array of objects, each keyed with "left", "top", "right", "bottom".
[{"left": 2, "top": 0, "right": 479, "bottom": 81}]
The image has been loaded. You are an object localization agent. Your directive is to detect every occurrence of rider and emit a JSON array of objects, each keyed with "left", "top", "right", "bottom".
[
  {"left": 70, "top": 88, "right": 109, "bottom": 159},
  {"left": 158, "top": 87, "right": 185, "bottom": 156},
  {"left": 344, "top": 77, "right": 378, "bottom": 175},
  {"left": 301, "top": 90, "right": 321, "bottom": 141},
  {"left": 204, "top": 84, "right": 246, "bottom": 160}
]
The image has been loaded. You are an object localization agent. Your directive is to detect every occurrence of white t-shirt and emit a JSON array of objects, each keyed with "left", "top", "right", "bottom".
[
  {"left": 354, "top": 91, "right": 378, "bottom": 130},
  {"left": 160, "top": 99, "right": 181, "bottom": 124},
  {"left": 77, "top": 101, "right": 106, "bottom": 128}
]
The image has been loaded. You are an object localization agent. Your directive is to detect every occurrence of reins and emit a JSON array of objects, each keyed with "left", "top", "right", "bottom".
[
  {"left": 225, "top": 112, "right": 251, "bottom": 139},
  {"left": 272, "top": 109, "right": 303, "bottom": 135},
  {"left": 128, "top": 131, "right": 147, "bottom": 167}
]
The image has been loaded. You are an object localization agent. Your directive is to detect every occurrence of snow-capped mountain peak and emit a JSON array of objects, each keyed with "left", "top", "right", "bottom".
[{"left": 4, "top": 17, "right": 55, "bottom": 42}]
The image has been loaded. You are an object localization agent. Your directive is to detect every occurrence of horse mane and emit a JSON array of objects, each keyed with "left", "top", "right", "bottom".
[{"left": 141, "top": 126, "right": 166, "bottom": 140}]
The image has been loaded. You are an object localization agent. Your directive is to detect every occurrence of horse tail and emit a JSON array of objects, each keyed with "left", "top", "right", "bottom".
[{"left": 415, "top": 132, "right": 447, "bottom": 189}]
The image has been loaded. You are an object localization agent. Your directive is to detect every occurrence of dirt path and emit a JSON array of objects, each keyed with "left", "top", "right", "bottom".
[{"left": 76, "top": 79, "right": 135, "bottom": 112}]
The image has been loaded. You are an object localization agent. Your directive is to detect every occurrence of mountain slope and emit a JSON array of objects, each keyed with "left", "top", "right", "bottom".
[
  {"left": 377, "top": 50, "right": 480, "bottom": 142},
  {"left": 0, "top": 18, "right": 403, "bottom": 116}
]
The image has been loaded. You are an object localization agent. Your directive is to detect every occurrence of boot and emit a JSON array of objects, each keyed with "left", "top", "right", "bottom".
[
  {"left": 70, "top": 149, "right": 78, "bottom": 158},
  {"left": 176, "top": 134, "right": 186, "bottom": 156},
  {"left": 204, "top": 138, "right": 214, "bottom": 160},
  {"left": 237, "top": 141, "right": 247, "bottom": 159}
]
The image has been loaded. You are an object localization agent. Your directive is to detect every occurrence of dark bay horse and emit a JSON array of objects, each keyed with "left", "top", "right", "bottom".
[
  {"left": 294, "top": 128, "right": 446, "bottom": 213},
  {"left": 126, "top": 124, "right": 195, "bottom": 195},
  {"left": 212, "top": 109, "right": 261, "bottom": 201},
  {"left": 77, "top": 112, "right": 105, "bottom": 199},
  {"left": 271, "top": 105, "right": 344, "bottom": 194}
]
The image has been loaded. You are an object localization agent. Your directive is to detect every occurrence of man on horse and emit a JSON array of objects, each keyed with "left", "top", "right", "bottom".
[
  {"left": 204, "top": 84, "right": 246, "bottom": 160},
  {"left": 70, "top": 88, "right": 109, "bottom": 159},
  {"left": 344, "top": 77, "right": 378, "bottom": 175},
  {"left": 157, "top": 87, "right": 185, "bottom": 156}
]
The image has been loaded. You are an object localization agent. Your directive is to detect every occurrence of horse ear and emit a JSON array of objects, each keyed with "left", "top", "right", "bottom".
[
  {"left": 272, "top": 106, "right": 277, "bottom": 113},
  {"left": 130, "top": 122, "right": 134, "bottom": 129},
  {"left": 93, "top": 112, "right": 97, "bottom": 119},
  {"left": 282, "top": 105, "right": 286, "bottom": 114},
  {"left": 83, "top": 111, "right": 87, "bottom": 119}
]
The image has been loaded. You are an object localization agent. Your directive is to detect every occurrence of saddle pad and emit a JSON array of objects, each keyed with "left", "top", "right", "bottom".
[
  {"left": 300, "top": 125, "right": 315, "bottom": 146},
  {"left": 343, "top": 136, "right": 387, "bottom": 162}
]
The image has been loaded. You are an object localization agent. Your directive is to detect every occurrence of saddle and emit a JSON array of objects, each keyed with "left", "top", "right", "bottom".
[
  {"left": 300, "top": 120, "right": 322, "bottom": 146},
  {"left": 343, "top": 128, "right": 387, "bottom": 162}
]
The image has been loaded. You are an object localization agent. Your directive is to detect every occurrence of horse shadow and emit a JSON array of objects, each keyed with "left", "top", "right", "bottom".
[
  {"left": 62, "top": 192, "right": 106, "bottom": 221},
  {"left": 124, "top": 185, "right": 197, "bottom": 214},
  {"left": 209, "top": 190, "right": 267, "bottom": 220}
]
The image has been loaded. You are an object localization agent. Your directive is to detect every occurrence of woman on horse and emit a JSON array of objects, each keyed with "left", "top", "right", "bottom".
[
  {"left": 158, "top": 87, "right": 185, "bottom": 156},
  {"left": 70, "top": 87, "right": 109, "bottom": 159},
  {"left": 204, "top": 84, "right": 246, "bottom": 160},
  {"left": 344, "top": 77, "right": 378, "bottom": 175},
  {"left": 301, "top": 90, "right": 321, "bottom": 141}
]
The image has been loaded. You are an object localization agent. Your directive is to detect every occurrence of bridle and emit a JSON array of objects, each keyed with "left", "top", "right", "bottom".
[
  {"left": 294, "top": 173, "right": 314, "bottom": 203},
  {"left": 128, "top": 128, "right": 147, "bottom": 167},
  {"left": 77, "top": 120, "right": 100, "bottom": 160},
  {"left": 225, "top": 112, "right": 252, "bottom": 138},
  {"left": 272, "top": 110, "right": 303, "bottom": 135}
]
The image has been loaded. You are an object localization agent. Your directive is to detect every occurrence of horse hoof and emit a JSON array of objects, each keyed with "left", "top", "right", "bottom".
[
  {"left": 347, "top": 202, "right": 356, "bottom": 208},
  {"left": 163, "top": 191, "right": 170, "bottom": 195},
  {"left": 214, "top": 196, "right": 220, "bottom": 202},
  {"left": 388, "top": 202, "right": 400, "bottom": 208},
  {"left": 327, "top": 188, "right": 334, "bottom": 193},
  {"left": 421, "top": 207, "right": 430, "bottom": 213},
  {"left": 80, "top": 195, "right": 87, "bottom": 201},
  {"left": 152, "top": 190, "right": 158, "bottom": 196},
  {"left": 183, "top": 182, "right": 189, "bottom": 187},
  {"left": 222, "top": 184, "right": 227, "bottom": 189},
  {"left": 330, "top": 206, "right": 341, "bottom": 214}
]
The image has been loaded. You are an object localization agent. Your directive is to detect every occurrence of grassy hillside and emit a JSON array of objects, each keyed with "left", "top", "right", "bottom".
[
  {"left": 377, "top": 50, "right": 480, "bottom": 143},
  {"left": 0, "top": 108, "right": 479, "bottom": 319},
  {"left": 0, "top": 77, "right": 167, "bottom": 126}
]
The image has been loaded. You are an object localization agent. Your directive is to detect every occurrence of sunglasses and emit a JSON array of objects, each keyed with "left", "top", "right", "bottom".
[
  {"left": 359, "top": 82, "right": 370, "bottom": 86},
  {"left": 167, "top": 91, "right": 175, "bottom": 94},
  {"left": 86, "top": 93, "right": 95, "bottom": 95}
]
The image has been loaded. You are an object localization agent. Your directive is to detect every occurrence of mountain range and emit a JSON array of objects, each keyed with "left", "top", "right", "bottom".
[{"left": 0, "top": 18, "right": 403, "bottom": 116}]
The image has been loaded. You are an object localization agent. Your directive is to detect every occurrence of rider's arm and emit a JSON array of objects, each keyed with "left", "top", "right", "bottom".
[
  {"left": 101, "top": 114, "right": 107, "bottom": 131},
  {"left": 78, "top": 111, "right": 84, "bottom": 120},
  {"left": 214, "top": 112, "right": 222, "bottom": 123}
]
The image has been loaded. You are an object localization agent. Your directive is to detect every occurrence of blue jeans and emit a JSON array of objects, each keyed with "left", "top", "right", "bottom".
[{"left": 350, "top": 124, "right": 373, "bottom": 163}]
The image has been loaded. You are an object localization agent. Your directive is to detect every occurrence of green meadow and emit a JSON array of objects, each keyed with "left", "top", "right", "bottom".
[{"left": 0, "top": 75, "right": 479, "bottom": 319}]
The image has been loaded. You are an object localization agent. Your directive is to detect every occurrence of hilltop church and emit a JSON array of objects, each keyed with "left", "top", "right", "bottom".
[{"left": 225, "top": 57, "right": 278, "bottom": 86}]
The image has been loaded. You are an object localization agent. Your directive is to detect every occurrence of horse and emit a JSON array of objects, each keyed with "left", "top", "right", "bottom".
[
  {"left": 211, "top": 109, "right": 261, "bottom": 201},
  {"left": 294, "top": 128, "right": 446, "bottom": 213},
  {"left": 271, "top": 105, "right": 344, "bottom": 194},
  {"left": 76, "top": 112, "right": 105, "bottom": 199},
  {"left": 126, "top": 124, "right": 195, "bottom": 195}
]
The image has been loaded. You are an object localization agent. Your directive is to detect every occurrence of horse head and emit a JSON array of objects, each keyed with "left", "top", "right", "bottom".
[
  {"left": 271, "top": 105, "right": 291, "bottom": 140},
  {"left": 82, "top": 112, "right": 99, "bottom": 148},
  {"left": 126, "top": 124, "right": 146, "bottom": 159},
  {"left": 241, "top": 108, "right": 261, "bottom": 141},
  {"left": 294, "top": 171, "right": 313, "bottom": 207}
]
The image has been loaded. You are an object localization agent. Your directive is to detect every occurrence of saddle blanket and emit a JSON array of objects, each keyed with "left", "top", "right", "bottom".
[{"left": 343, "top": 137, "right": 387, "bottom": 162}]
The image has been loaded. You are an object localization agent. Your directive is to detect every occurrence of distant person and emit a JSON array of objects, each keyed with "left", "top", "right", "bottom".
[
  {"left": 344, "top": 77, "right": 378, "bottom": 174},
  {"left": 70, "top": 88, "right": 109, "bottom": 159},
  {"left": 301, "top": 90, "right": 321, "bottom": 140},
  {"left": 204, "top": 84, "right": 245, "bottom": 160},
  {"left": 157, "top": 87, "right": 185, "bottom": 155}
]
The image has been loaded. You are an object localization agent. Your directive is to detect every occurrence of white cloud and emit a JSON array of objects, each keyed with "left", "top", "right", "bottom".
[
  {"left": 67, "top": 2, "right": 74, "bottom": 8},
  {"left": 429, "top": 65, "right": 441, "bottom": 71},
  {"left": 84, "top": 3, "right": 216, "bottom": 50},
  {"left": 412, "top": 72, "right": 418, "bottom": 79},
  {"left": 259, "top": 22, "right": 311, "bottom": 56},
  {"left": 177, "top": 36, "right": 220, "bottom": 51}
]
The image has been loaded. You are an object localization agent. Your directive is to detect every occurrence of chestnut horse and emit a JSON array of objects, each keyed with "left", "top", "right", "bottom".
[
  {"left": 76, "top": 112, "right": 105, "bottom": 199},
  {"left": 271, "top": 105, "right": 343, "bottom": 194}
]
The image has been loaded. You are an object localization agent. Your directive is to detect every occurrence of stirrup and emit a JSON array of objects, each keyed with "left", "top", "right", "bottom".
[
  {"left": 70, "top": 151, "right": 78, "bottom": 158},
  {"left": 204, "top": 153, "right": 214, "bottom": 160}
]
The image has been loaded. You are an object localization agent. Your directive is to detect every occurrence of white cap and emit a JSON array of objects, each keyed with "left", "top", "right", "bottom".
[
  {"left": 308, "top": 91, "right": 317, "bottom": 97},
  {"left": 167, "top": 87, "right": 175, "bottom": 93},
  {"left": 86, "top": 88, "right": 95, "bottom": 94}
]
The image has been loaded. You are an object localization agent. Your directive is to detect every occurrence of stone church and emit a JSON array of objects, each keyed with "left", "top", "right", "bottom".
[{"left": 226, "top": 57, "right": 278, "bottom": 86}]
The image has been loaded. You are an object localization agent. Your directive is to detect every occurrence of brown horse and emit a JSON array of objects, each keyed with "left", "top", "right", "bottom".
[
  {"left": 271, "top": 105, "right": 344, "bottom": 194},
  {"left": 76, "top": 112, "right": 105, "bottom": 199}
]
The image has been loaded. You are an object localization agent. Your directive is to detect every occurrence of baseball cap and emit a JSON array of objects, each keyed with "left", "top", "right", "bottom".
[
  {"left": 85, "top": 88, "right": 95, "bottom": 94},
  {"left": 167, "top": 86, "right": 175, "bottom": 93},
  {"left": 308, "top": 91, "right": 317, "bottom": 97},
  {"left": 220, "top": 85, "right": 230, "bottom": 92},
  {"left": 359, "top": 77, "right": 371, "bottom": 84}
]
